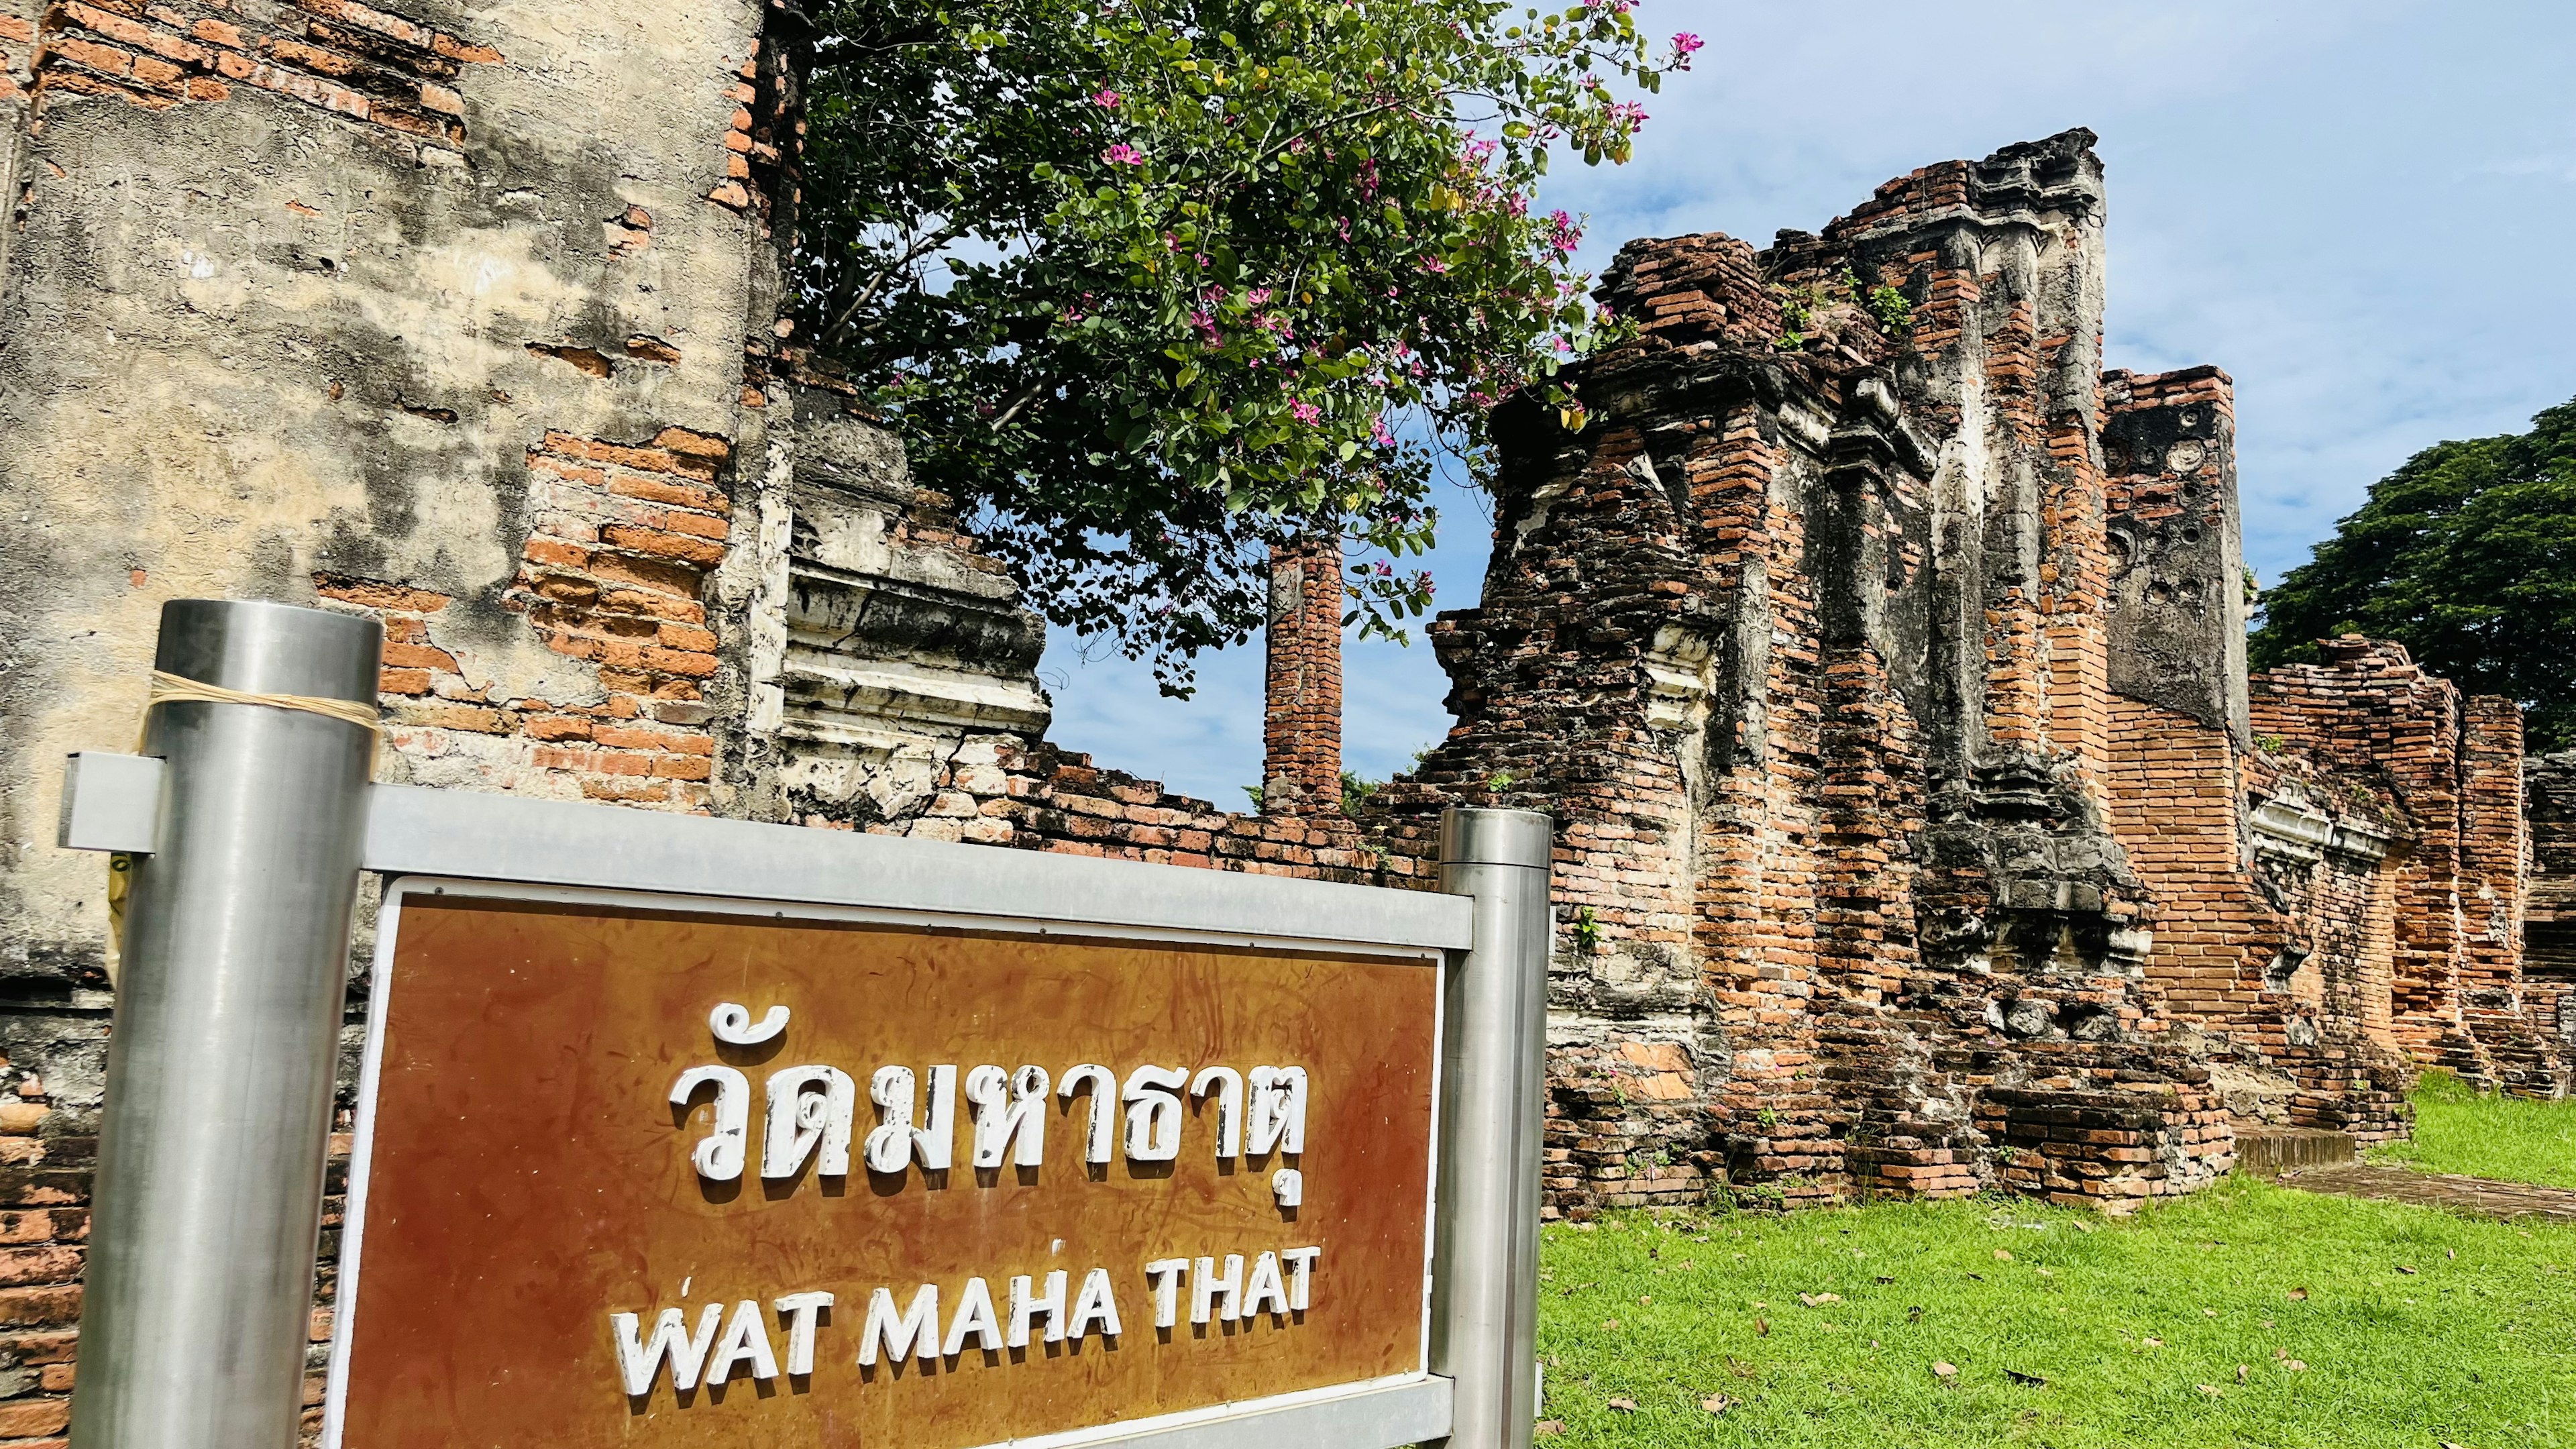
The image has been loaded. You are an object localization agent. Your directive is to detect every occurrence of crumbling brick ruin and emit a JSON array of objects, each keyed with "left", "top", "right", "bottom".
[
  {"left": 0, "top": 5, "right": 2569, "bottom": 1433},
  {"left": 1384, "top": 129, "right": 2571, "bottom": 1219}
]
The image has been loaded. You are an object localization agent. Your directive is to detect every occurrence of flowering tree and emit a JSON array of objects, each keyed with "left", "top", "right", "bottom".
[{"left": 795, "top": 1, "right": 1696, "bottom": 692}]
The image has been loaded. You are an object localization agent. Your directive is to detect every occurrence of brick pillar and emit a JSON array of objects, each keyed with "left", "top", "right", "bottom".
[{"left": 1263, "top": 535, "right": 1344, "bottom": 814}]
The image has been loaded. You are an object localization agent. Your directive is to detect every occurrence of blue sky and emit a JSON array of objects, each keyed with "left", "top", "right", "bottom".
[{"left": 1038, "top": 0, "right": 2576, "bottom": 804}]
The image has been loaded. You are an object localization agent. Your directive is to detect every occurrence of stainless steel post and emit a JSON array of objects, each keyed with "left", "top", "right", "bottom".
[
  {"left": 1430, "top": 806, "right": 1552, "bottom": 1449},
  {"left": 71, "top": 600, "right": 381, "bottom": 1449}
]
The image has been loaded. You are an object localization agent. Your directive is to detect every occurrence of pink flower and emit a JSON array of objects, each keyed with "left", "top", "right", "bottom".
[
  {"left": 1419, "top": 256, "right": 1450, "bottom": 274},
  {"left": 1372, "top": 416, "right": 1397, "bottom": 447},
  {"left": 1246, "top": 286, "right": 1273, "bottom": 306},
  {"left": 1103, "top": 143, "right": 1146, "bottom": 166},
  {"left": 1289, "top": 400, "right": 1322, "bottom": 425},
  {"left": 1546, "top": 209, "right": 1582, "bottom": 254},
  {"left": 1671, "top": 32, "right": 1704, "bottom": 67},
  {"left": 1091, "top": 89, "right": 1122, "bottom": 107}
]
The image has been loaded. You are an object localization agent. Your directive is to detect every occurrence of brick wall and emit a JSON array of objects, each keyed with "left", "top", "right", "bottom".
[
  {"left": 2103, "top": 694, "right": 2283, "bottom": 1022},
  {"left": 35, "top": 0, "right": 499, "bottom": 162},
  {"left": 2522, "top": 753, "right": 2576, "bottom": 1071},
  {"left": 2253, "top": 641, "right": 2485, "bottom": 1077},
  {"left": 315, "top": 426, "right": 736, "bottom": 810}
]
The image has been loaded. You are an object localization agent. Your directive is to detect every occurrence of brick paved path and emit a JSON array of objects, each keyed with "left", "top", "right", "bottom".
[{"left": 2278, "top": 1163, "right": 2576, "bottom": 1223}]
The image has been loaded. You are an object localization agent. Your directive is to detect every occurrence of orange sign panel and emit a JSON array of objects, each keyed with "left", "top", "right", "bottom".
[{"left": 327, "top": 890, "right": 1441, "bottom": 1448}]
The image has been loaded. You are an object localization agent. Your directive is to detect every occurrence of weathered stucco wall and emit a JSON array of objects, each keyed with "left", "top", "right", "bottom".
[
  {"left": 0, "top": 3, "right": 796, "bottom": 1435},
  {"left": 0, "top": 0, "right": 777, "bottom": 993}
]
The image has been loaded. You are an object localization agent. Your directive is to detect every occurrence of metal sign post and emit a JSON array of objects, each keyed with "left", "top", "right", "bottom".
[
  {"left": 55, "top": 598, "right": 1548, "bottom": 1449},
  {"left": 68, "top": 601, "right": 382, "bottom": 1449},
  {"left": 1432, "top": 810, "right": 1551, "bottom": 1449}
]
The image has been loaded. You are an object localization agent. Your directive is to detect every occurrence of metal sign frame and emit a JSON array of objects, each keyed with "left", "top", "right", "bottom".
[
  {"left": 52, "top": 599, "right": 1549, "bottom": 1449},
  {"left": 328, "top": 874, "right": 1453, "bottom": 1449}
]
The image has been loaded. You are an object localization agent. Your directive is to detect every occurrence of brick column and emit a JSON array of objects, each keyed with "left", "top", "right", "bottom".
[{"left": 1263, "top": 535, "right": 1344, "bottom": 814}]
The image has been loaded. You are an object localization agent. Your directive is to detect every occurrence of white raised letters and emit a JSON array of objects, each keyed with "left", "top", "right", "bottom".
[
  {"left": 1143, "top": 1258, "right": 1190, "bottom": 1330},
  {"left": 761, "top": 1065, "right": 856, "bottom": 1179},
  {"left": 1008, "top": 1270, "right": 1069, "bottom": 1348},
  {"left": 706, "top": 1298, "right": 780, "bottom": 1384},
  {"left": 1189, "top": 1253, "right": 1243, "bottom": 1325},
  {"left": 1121, "top": 1065, "right": 1188, "bottom": 1162},
  {"left": 1057, "top": 1063, "right": 1118, "bottom": 1165},
  {"left": 1189, "top": 1066, "right": 1244, "bottom": 1157},
  {"left": 611, "top": 1302, "right": 723, "bottom": 1395},
  {"left": 678, "top": 1033, "right": 1313, "bottom": 1182},
  {"left": 1282, "top": 1245, "right": 1322, "bottom": 1311},
  {"left": 635, "top": 1006, "right": 1350, "bottom": 1404},
  {"left": 668, "top": 1065, "right": 750, "bottom": 1182},
  {"left": 1248, "top": 1066, "right": 1307, "bottom": 1157},
  {"left": 966, "top": 1064, "right": 1050, "bottom": 1169},
  {"left": 944, "top": 1277, "right": 1002, "bottom": 1356},
  {"left": 1067, "top": 1267, "right": 1122, "bottom": 1340},
  {"left": 773, "top": 1291, "right": 834, "bottom": 1376},
  {"left": 708, "top": 1002, "right": 790, "bottom": 1046},
  {"left": 858, "top": 1284, "right": 941, "bottom": 1367},
  {"left": 1240, "top": 1252, "right": 1289, "bottom": 1319},
  {"left": 865, "top": 1065, "right": 957, "bottom": 1174}
]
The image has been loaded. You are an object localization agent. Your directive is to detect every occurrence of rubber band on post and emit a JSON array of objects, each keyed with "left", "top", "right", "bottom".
[
  {"left": 140, "top": 669, "right": 385, "bottom": 750},
  {"left": 107, "top": 670, "right": 383, "bottom": 983}
]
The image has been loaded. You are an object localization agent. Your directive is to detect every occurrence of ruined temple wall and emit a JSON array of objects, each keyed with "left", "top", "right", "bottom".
[
  {"left": 1394, "top": 358, "right": 1739, "bottom": 1215},
  {"left": 2253, "top": 647, "right": 2459, "bottom": 1046},
  {"left": 1448, "top": 132, "right": 2254, "bottom": 1218},
  {"left": 2245, "top": 641, "right": 2540, "bottom": 1083},
  {"left": 1694, "top": 401, "right": 1836, "bottom": 1207},
  {"left": 2099, "top": 366, "right": 2276, "bottom": 1030},
  {"left": 2460, "top": 698, "right": 2528, "bottom": 1004},
  {"left": 0, "top": 0, "right": 789, "bottom": 989},
  {"left": 2455, "top": 698, "right": 2561, "bottom": 1093},
  {"left": 0, "top": 2, "right": 808, "bottom": 1436},
  {"left": 2102, "top": 366, "right": 2247, "bottom": 733},
  {"left": 2522, "top": 753, "right": 2576, "bottom": 1068},
  {"left": 2090, "top": 362, "right": 2416, "bottom": 1127},
  {"left": 2102, "top": 694, "right": 2284, "bottom": 1024}
]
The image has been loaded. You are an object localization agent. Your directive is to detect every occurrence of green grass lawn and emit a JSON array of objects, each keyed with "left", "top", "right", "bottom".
[
  {"left": 2369, "top": 1069, "right": 2576, "bottom": 1190},
  {"left": 1535, "top": 1178, "right": 2576, "bottom": 1448}
]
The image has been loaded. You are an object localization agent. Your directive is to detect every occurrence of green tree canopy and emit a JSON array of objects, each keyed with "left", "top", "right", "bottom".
[
  {"left": 792, "top": 1, "right": 1694, "bottom": 692},
  {"left": 2249, "top": 396, "right": 2576, "bottom": 751}
]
